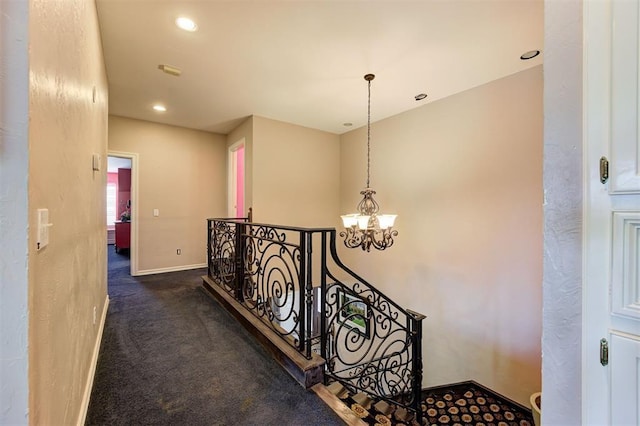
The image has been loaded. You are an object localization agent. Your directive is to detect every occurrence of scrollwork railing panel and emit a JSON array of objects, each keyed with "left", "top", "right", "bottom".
[
  {"left": 208, "top": 219, "right": 239, "bottom": 294},
  {"left": 323, "top": 280, "right": 416, "bottom": 407},
  {"left": 321, "top": 233, "right": 425, "bottom": 422},
  {"left": 241, "top": 226, "right": 304, "bottom": 348}
]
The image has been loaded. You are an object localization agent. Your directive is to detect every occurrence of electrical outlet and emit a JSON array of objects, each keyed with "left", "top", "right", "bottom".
[
  {"left": 177, "top": 249, "right": 181, "bottom": 255},
  {"left": 93, "top": 306, "right": 97, "bottom": 325}
]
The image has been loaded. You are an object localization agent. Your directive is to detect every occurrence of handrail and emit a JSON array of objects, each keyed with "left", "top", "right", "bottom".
[
  {"left": 210, "top": 217, "right": 334, "bottom": 233},
  {"left": 206, "top": 218, "right": 424, "bottom": 423}
]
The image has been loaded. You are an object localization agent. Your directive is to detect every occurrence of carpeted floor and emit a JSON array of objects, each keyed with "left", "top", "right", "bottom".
[{"left": 85, "top": 247, "right": 343, "bottom": 425}]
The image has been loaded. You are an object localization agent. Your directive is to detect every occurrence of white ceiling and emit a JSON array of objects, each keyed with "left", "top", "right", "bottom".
[{"left": 96, "top": 0, "right": 543, "bottom": 135}]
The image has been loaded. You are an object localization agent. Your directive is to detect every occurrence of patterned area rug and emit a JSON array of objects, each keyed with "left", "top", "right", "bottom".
[
  {"left": 421, "top": 381, "right": 534, "bottom": 426},
  {"left": 331, "top": 380, "right": 535, "bottom": 426}
]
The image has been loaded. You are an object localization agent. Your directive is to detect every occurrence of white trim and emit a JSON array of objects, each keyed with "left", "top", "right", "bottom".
[
  {"left": 77, "top": 294, "right": 109, "bottom": 426},
  {"left": 582, "top": 0, "right": 613, "bottom": 423},
  {"left": 108, "top": 151, "right": 140, "bottom": 276},
  {"left": 107, "top": 229, "right": 115, "bottom": 245},
  {"left": 136, "top": 263, "right": 207, "bottom": 276},
  {"left": 228, "top": 139, "right": 245, "bottom": 218}
]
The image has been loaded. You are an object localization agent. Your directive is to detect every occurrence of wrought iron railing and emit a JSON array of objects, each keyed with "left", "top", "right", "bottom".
[
  {"left": 206, "top": 218, "right": 425, "bottom": 423},
  {"left": 321, "top": 231, "right": 426, "bottom": 421},
  {"left": 208, "top": 218, "right": 330, "bottom": 357}
]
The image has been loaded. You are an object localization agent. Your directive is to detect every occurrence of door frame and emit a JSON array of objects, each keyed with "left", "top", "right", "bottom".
[
  {"left": 583, "top": 0, "right": 611, "bottom": 422},
  {"left": 228, "top": 138, "right": 245, "bottom": 218},
  {"left": 108, "top": 150, "right": 140, "bottom": 276}
]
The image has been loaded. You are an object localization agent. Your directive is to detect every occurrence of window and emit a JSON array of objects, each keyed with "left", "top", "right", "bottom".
[{"left": 106, "top": 183, "right": 117, "bottom": 226}]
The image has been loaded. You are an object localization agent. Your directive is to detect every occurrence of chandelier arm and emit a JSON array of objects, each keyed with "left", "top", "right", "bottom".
[
  {"left": 369, "top": 229, "right": 397, "bottom": 251},
  {"left": 340, "top": 228, "right": 366, "bottom": 249}
]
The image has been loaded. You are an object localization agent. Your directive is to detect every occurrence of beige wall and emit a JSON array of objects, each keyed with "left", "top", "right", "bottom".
[
  {"left": 252, "top": 116, "right": 341, "bottom": 227},
  {"left": 338, "top": 66, "right": 543, "bottom": 405},
  {"left": 108, "top": 116, "right": 227, "bottom": 273},
  {"left": 27, "top": 0, "right": 109, "bottom": 424}
]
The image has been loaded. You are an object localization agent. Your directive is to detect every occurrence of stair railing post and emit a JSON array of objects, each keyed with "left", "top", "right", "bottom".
[
  {"left": 320, "top": 231, "right": 328, "bottom": 375},
  {"left": 408, "top": 309, "right": 426, "bottom": 425},
  {"left": 298, "top": 231, "right": 307, "bottom": 353},
  {"left": 234, "top": 221, "right": 246, "bottom": 302},
  {"left": 207, "top": 219, "right": 213, "bottom": 278},
  {"left": 304, "top": 231, "right": 314, "bottom": 358}
]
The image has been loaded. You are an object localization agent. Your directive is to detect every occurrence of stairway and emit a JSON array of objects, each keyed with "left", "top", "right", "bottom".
[
  {"left": 325, "top": 381, "right": 422, "bottom": 426},
  {"left": 206, "top": 219, "right": 426, "bottom": 424},
  {"left": 323, "top": 380, "right": 536, "bottom": 426}
]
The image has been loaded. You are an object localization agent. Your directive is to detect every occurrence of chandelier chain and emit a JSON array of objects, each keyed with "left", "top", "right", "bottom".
[
  {"left": 367, "top": 77, "right": 371, "bottom": 189},
  {"left": 340, "top": 73, "right": 397, "bottom": 252}
]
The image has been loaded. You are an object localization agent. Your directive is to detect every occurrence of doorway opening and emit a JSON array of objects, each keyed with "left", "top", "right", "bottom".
[
  {"left": 107, "top": 151, "right": 139, "bottom": 276},
  {"left": 228, "top": 139, "right": 245, "bottom": 218}
]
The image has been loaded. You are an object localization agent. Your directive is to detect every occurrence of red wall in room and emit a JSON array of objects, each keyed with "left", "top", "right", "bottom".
[
  {"left": 107, "top": 172, "right": 118, "bottom": 185},
  {"left": 107, "top": 172, "right": 119, "bottom": 226}
]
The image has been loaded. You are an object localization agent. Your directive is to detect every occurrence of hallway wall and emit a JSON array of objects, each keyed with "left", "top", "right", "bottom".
[
  {"left": 252, "top": 116, "right": 341, "bottom": 227},
  {"left": 338, "top": 66, "right": 543, "bottom": 405},
  {"left": 542, "top": 0, "right": 583, "bottom": 422},
  {"left": 226, "top": 115, "right": 341, "bottom": 228},
  {"left": 108, "top": 116, "right": 227, "bottom": 274},
  {"left": 27, "top": 0, "right": 109, "bottom": 424},
  {"left": 0, "top": 0, "right": 29, "bottom": 423}
]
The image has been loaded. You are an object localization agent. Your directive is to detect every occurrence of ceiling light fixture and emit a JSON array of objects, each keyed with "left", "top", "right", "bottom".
[
  {"left": 175, "top": 17, "right": 198, "bottom": 32},
  {"left": 415, "top": 93, "right": 427, "bottom": 101},
  {"left": 153, "top": 104, "right": 167, "bottom": 112},
  {"left": 340, "top": 74, "right": 398, "bottom": 252},
  {"left": 520, "top": 50, "right": 540, "bottom": 60}
]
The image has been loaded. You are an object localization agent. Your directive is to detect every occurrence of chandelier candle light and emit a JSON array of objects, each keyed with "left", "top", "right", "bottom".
[{"left": 340, "top": 74, "right": 398, "bottom": 252}]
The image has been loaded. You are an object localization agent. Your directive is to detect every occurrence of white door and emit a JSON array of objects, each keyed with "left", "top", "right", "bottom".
[{"left": 585, "top": 0, "right": 640, "bottom": 423}]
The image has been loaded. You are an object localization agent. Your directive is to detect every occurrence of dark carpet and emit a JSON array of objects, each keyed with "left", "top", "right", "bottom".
[{"left": 85, "top": 247, "right": 343, "bottom": 425}]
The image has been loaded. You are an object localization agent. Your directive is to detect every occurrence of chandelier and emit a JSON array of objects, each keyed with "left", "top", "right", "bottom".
[{"left": 340, "top": 74, "right": 397, "bottom": 252}]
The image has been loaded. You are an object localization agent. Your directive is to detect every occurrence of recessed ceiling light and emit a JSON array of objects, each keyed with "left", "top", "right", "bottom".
[
  {"left": 343, "top": 122, "right": 353, "bottom": 127},
  {"left": 414, "top": 93, "right": 427, "bottom": 101},
  {"left": 176, "top": 17, "right": 197, "bottom": 32},
  {"left": 520, "top": 50, "right": 541, "bottom": 60},
  {"left": 153, "top": 104, "right": 167, "bottom": 112}
]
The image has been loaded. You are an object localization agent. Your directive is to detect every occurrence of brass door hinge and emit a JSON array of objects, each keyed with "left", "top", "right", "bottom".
[
  {"left": 600, "top": 157, "right": 609, "bottom": 184},
  {"left": 600, "top": 338, "right": 609, "bottom": 366}
]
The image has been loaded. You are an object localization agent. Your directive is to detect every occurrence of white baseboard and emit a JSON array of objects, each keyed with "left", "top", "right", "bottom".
[
  {"left": 106, "top": 229, "right": 115, "bottom": 245},
  {"left": 77, "top": 294, "right": 109, "bottom": 426},
  {"left": 135, "top": 263, "right": 207, "bottom": 276}
]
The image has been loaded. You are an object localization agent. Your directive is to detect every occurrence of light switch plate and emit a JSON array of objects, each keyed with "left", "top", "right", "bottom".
[
  {"left": 37, "top": 209, "right": 51, "bottom": 250},
  {"left": 153, "top": 209, "right": 159, "bottom": 217},
  {"left": 92, "top": 153, "right": 101, "bottom": 171}
]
